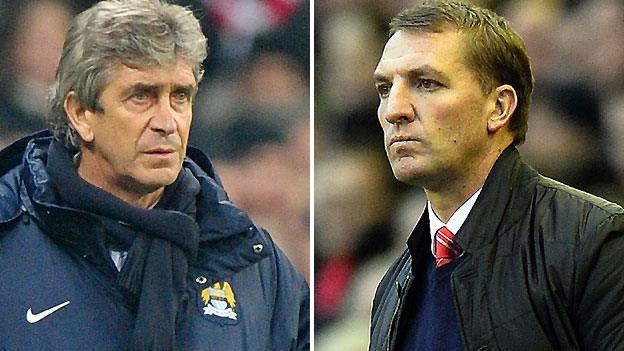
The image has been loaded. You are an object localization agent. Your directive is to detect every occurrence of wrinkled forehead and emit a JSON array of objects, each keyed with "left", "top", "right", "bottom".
[{"left": 104, "top": 59, "right": 198, "bottom": 86}]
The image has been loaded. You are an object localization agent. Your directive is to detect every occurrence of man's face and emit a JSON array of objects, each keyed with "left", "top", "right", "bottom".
[
  {"left": 373, "top": 30, "right": 495, "bottom": 190},
  {"left": 79, "top": 60, "right": 197, "bottom": 196}
]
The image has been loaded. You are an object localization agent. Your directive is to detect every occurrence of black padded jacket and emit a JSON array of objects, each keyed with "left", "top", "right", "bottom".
[{"left": 370, "top": 147, "right": 624, "bottom": 351}]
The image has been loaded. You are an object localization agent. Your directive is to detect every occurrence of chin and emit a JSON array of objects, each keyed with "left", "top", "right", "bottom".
[
  {"left": 156, "top": 170, "right": 181, "bottom": 187},
  {"left": 137, "top": 167, "right": 181, "bottom": 190},
  {"left": 393, "top": 170, "right": 424, "bottom": 186},
  {"left": 390, "top": 158, "right": 428, "bottom": 186}
]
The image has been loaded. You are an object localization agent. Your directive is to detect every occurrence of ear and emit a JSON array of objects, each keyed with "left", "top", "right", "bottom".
[
  {"left": 64, "top": 91, "right": 96, "bottom": 143},
  {"left": 487, "top": 84, "right": 518, "bottom": 133}
]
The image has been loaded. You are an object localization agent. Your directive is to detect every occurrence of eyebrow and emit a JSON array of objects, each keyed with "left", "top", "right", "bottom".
[
  {"left": 120, "top": 83, "right": 157, "bottom": 98},
  {"left": 373, "top": 64, "right": 449, "bottom": 84},
  {"left": 373, "top": 72, "right": 389, "bottom": 84},
  {"left": 120, "top": 82, "right": 198, "bottom": 98},
  {"left": 172, "top": 84, "right": 198, "bottom": 98}
]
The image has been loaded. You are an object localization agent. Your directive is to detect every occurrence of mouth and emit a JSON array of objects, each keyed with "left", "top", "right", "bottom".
[
  {"left": 389, "top": 135, "right": 421, "bottom": 147},
  {"left": 143, "top": 147, "right": 177, "bottom": 156}
]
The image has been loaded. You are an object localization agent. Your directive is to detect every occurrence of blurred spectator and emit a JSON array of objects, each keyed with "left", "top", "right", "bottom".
[
  {"left": 216, "top": 118, "right": 310, "bottom": 278},
  {"left": 315, "top": 146, "right": 396, "bottom": 327},
  {"left": 0, "top": 0, "right": 310, "bottom": 280},
  {"left": 601, "top": 94, "right": 624, "bottom": 205},
  {"left": 0, "top": 0, "right": 72, "bottom": 147},
  {"left": 191, "top": 48, "right": 309, "bottom": 158},
  {"left": 315, "top": 0, "right": 624, "bottom": 347},
  {"left": 202, "top": 0, "right": 308, "bottom": 75}
]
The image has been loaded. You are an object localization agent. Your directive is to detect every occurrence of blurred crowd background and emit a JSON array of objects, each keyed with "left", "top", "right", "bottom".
[
  {"left": 0, "top": 0, "right": 310, "bottom": 280},
  {"left": 315, "top": 0, "right": 624, "bottom": 349}
]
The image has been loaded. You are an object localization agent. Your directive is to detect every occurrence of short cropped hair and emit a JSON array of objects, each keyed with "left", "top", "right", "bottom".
[
  {"left": 389, "top": 0, "right": 534, "bottom": 145},
  {"left": 48, "top": 0, "right": 208, "bottom": 152}
]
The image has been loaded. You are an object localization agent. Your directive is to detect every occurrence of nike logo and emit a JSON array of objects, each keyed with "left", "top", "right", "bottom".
[{"left": 26, "top": 301, "right": 70, "bottom": 324}]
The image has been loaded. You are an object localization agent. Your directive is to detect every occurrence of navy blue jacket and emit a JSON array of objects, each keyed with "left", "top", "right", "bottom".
[{"left": 0, "top": 132, "right": 309, "bottom": 350}]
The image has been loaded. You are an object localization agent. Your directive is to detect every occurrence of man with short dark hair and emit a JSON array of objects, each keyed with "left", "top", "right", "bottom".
[
  {"left": 370, "top": 1, "right": 624, "bottom": 350},
  {"left": 0, "top": 1, "right": 309, "bottom": 350}
]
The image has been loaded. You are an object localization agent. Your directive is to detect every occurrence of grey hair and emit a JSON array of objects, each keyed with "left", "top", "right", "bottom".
[{"left": 48, "top": 0, "right": 208, "bottom": 152}]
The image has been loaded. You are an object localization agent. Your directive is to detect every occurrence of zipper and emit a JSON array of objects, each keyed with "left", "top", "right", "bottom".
[
  {"left": 450, "top": 252, "right": 477, "bottom": 350},
  {"left": 21, "top": 205, "right": 29, "bottom": 224},
  {"left": 386, "top": 271, "right": 412, "bottom": 351}
]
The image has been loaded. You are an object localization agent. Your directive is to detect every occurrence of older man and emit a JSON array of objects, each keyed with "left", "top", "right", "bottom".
[
  {"left": 0, "top": 1, "right": 308, "bottom": 350},
  {"left": 370, "top": 1, "right": 624, "bottom": 350}
]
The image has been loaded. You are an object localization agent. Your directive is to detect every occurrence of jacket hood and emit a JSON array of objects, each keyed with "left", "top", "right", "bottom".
[
  {"left": 0, "top": 130, "right": 49, "bottom": 222},
  {"left": 0, "top": 131, "right": 270, "bottom": 278}
]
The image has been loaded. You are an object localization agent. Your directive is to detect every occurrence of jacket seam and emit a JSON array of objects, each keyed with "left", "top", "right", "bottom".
[{"left": 536, "top": 180, "right": 624, "bottom": 216}]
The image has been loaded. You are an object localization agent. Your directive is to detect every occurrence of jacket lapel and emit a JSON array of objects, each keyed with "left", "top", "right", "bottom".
[
  {"left": 455, "top": 146, "right": 538, "bottom": 253},
  {"left": 450, "top": 145, "right": 541, "bottom": 349}
]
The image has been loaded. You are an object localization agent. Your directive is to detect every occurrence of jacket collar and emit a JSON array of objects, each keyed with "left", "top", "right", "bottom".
[
  {"left": 406, "top": 145, "right": 540, "bottom": 257},
  {"left": 0, "top": 130, "right": 49, "bottom": 223},
  {"left": 182, "top": 147, "right": 272, "bottom": 279},
  {"left": 0, "top": 131, "right": 270, "bottom": 279},
  {"left": 453, "top": 145, "right": 540, "bottom": 254}
]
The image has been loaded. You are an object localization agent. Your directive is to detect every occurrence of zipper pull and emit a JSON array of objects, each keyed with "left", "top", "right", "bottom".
[{"left": 21, "top": 205, "right": 30, "bottom": 225}]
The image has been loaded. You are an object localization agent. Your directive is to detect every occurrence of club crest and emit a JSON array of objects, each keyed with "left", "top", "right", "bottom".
[{"left": 198, "top": 281, "right": 239, "bottom": 324}]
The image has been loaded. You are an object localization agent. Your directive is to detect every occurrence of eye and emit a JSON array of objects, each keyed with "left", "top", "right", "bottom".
[
  {"left": 416, "top": 79, "right": 441, "bottom": 91},
  {"left": 172, "top": 90, "right": 191, "bottom": 104},
  {"left": 134, "top": 92, "right": 147, "bottom": 101},
  {"left": 130, "top": 90, "right": 151, "bottom": 104},
  {"left": 376, "top": 83, "right": 391, "bottom": 98}
]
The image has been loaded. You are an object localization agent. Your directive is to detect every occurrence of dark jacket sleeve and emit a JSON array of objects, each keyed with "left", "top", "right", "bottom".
[
  {"left": 265, "top": 234, "right": 310, "bottom": 351},
  {"left": 575, "top": 211, "right": 624, "bottom": 350},
  {"left": 295, "top": 275, "right": 310, "bottom": 351}
]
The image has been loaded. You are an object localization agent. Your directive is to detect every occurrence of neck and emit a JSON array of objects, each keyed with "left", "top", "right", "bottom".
[
  {"left": 77, "top": 163, "right": 164, "bottom": 209},
  {"left": 425, "top": 144, "right": 510, "bottom": 222},
  {"left": 114, "top": 188, "right": 164, "bottom": 209}
]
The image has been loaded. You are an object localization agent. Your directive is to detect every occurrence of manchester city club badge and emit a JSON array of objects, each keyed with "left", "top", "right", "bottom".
[{"left": 197, "top": 280, "right": 240, "bottom": 325}]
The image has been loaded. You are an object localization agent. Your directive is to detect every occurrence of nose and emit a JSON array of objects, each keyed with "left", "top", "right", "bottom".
[
  {"left": 384, "top": 82, "right": 416, "bottom": 125},
  {"left": 150, "top": 98, "right": 177, "bottom": 135}
]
